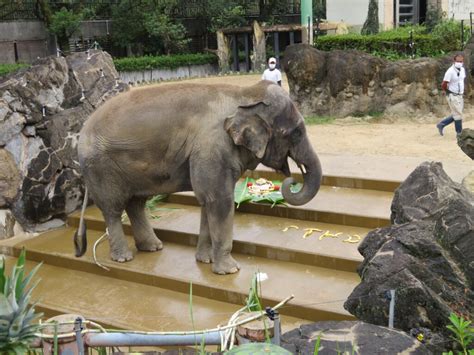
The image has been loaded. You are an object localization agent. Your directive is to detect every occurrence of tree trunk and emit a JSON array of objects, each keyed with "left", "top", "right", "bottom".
[
  {"left": 216, "top": 30, "right": 230, "bottom": 73},
  {"left": 252, "top": 21, "right": 266, "bottom": 73},
  {"left": 361, "top": 0, "right": 379, "bottom": 35}
]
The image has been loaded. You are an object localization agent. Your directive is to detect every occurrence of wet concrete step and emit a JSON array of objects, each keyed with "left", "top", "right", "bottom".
[
  {"left": 247, "top": 166, "right": 400, "bottom": 192},
  {"left": 69, "top": 204, "right": 366, "bottom": 272},
  {"left": 168, "top": 184, "right": 392, "bottom": 229},
  {"left": 3, "top": 256, "right": 307, "bottom": 333},
  {"left": 11, "top": 228, "right": 359, "bottom": 322}
]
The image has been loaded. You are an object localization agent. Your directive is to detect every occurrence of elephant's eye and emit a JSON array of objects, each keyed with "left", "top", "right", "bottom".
[{"left": 290, "top": 127, "right": 302, "bottom": 144}]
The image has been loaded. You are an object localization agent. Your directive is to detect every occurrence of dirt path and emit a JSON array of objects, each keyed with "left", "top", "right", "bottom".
[{"left": 159, "top": 74, "right": 472, "bottom": 164}]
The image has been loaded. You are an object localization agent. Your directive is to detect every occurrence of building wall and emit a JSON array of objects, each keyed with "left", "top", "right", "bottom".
[
  {"left": 0, "top": 21, "right": 54, "bottom": 64},
  {"left": 326, "top": 0, "right": 386, "bottom": 30},
  {"left": 445, "top": 0, "right": 473, "bottom": 19}
]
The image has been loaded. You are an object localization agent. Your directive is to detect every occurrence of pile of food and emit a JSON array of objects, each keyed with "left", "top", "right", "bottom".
[{"left": 234, "top": 178, "right": 287, "bottom": 207}]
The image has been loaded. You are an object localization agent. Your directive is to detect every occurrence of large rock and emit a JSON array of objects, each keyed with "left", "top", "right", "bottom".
[
  {"left": 344, "top": 162, "right": 474, "bottom": 352},
  {"left": 281, "top": 321, "right": 430, "bottom": 354},
  {"left": 282, "top": 44, "right": 472, "bottom": 117},
  {"left": 0, "top": 50, "right": 128, "bottom": 230},
  {"left": 457, "top": 128, "right": 474, "bottom": 160}
]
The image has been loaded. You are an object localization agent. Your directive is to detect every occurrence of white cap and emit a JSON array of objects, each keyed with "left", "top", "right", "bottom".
[{"left": 268, "top": 57, "right": 277, "bottom": 64}]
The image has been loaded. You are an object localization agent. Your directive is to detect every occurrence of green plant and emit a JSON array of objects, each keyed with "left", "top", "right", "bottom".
[
  {"left": 445, "top": 313, "right": 474, "bottom": 355},
  {"left": 314, "top": 24, "right": 459, "bottom": 59},
  {"left": 245, "top": 272, "right": 262, "bottom": 312},
  {"left": 113, "top": 53, "right": 217, "bottom": 72},
  {"left": 431, "top": 19, "right": 471, "bottom": 51},
  {"left": 0, "top": 249, "right": 43, "bottom": 354},
  {"left": 313, "top": 333, "right": 322, "bottom": 354},
  {"left": 304, "top": 116, "right": 336, "bottom": 125},
  {"left": 0, "top": 64, "right": 29, "bottom": 77}
]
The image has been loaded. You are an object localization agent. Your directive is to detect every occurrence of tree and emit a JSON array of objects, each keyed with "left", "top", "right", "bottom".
[
  {"left": 49, "top": 7, "right": 83, "bottom": 51},
  {"left": 144, "top": 12, "right": 190, "bottom": 55},
  {"left": 361, "top": 0, "right": 379, "bottom": 35},
  {"left": 313, "top": 0, "right": 326, "bottom": 20}
]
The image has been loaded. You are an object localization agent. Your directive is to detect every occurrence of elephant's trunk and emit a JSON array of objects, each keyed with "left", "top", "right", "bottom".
[{"left": 281, "top": 136, "right": 322, "bottom": 206}]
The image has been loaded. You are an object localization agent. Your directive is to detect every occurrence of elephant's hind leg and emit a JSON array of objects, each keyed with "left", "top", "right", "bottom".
[
  {"left": 102, "top": 210, "right": 134, "bottom": 262},
  {"left": 126, "top": 197, "right": 163, "bottom": 252}
]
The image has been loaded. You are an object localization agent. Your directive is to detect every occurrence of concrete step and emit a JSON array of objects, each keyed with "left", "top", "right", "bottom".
[
  {"left": 68, "top": 204, "right": 367, "bottom": 272},
  {"left": 3, "top": 256, "right": 307, "bottom": 333},
  {"left": 10, "top": 227, "right": 359, "bottom": 322},
  {"left": 168, "top": 183, "right": 392, "bottom": 229}
]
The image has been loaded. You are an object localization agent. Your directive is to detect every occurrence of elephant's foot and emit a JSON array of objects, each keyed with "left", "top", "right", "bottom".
[
  {"left": 195, "top": 247, "right": 213, "bottom": 264},
  {"left": 110, "top": 248, "right": 134, "bottom": 263},
  {"left": 212, "top": 254, "right": 240, "bottom": 275},
  {"left": 136, "top": 237, "right": 163, "bottom": 252}
]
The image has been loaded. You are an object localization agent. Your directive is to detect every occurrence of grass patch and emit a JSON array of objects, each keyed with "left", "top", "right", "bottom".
[
  {"left": 304, "top": 116, "right": 336, "bottom": 125},
  {"left": 0, "top": 63, "right": 29, "bottom": 77}
]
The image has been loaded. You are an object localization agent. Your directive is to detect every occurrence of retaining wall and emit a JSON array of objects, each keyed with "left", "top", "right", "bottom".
[{"left": 119, "top": 63, "right": 219, "bottom": 84}]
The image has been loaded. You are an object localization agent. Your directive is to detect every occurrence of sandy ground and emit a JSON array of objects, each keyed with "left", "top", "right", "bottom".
[{"left": 157, "top": 74, "right": 473, "bottom": 165}]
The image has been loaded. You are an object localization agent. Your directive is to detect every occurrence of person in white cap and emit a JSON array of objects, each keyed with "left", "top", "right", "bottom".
[
  {"left": 261, "top": 57, "right": 282, "bottom": 86},
  {"left": 436, "top": 54, "right": 466, "bottom": 137}
]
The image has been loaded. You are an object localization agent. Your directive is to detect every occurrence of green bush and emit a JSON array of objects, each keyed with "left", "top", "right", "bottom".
[
  {"left": 315, "top": 31, "right": 440, "bottom": 58},
  {"left": 113, "top": 53, "right": 217, "bottom": 72},
  {"left": 0, "top": 64, "right": 29, "bottom": 77},
  {"left": 314, "top": 20, "right": 470, "bottom": 60},
  {"left": 431, "top": 19, "right": 471, "bottom": 52}
]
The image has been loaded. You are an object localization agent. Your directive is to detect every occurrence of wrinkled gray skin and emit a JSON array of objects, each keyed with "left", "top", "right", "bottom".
[{"left": 77, "top": 81, "right": 322, "bottom": 274}]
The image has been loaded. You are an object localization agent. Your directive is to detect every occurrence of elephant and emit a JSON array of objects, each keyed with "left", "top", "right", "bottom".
[{"left": 74, "top": 80, "right": 322, "bottom": 275}]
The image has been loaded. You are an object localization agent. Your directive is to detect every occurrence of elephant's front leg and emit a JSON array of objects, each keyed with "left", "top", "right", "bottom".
[
  {"left": 204, "top": 195, "right": 240, "bottom": 275},
  {"left": 195, "top": 208, "right": 213, "bottom": 264}
]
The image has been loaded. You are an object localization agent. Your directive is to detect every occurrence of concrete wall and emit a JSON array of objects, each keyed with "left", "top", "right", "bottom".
[
  {"left": 327, "top": 0, "right": 386, "bottom": 30},
  {"left": 444, "top": 0, "right": 474, "bottom": 20},
  {"left": 0, "top": 21, "right": 53, "bottom": 64},
  {"left": 119, "top": 63, "right": 219, "bottom": 84}
]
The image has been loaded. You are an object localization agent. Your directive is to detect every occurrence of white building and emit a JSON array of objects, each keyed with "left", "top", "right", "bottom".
[{"left": 326, "top": 0, "right": 474, "bottom": 31}]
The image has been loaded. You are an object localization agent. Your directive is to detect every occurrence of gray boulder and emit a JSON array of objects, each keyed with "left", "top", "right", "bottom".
[
  {"left": 457, "top": 128, "right": 474, "bottom": 160},
  {"left": 282, "top": 44, "right": 472, "bottom": 118},
  {"left": 344, "top": 162, "right": 474, "bottom": 352},
  {"left": 281, "top": 321, "right": 431, "bottom": 354},
  {"left": 0, "top": 50, "right": 128, "bottom": 230}
]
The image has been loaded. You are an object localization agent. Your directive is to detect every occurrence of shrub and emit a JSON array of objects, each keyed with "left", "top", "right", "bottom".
[
  {"left": 315, "top": 20, "right": 470, "bottom": 60},
  {"left": 315, "top": 31, "right": 440, "bottom": 58},
  {"left": 113, "top": 53, "right": 217, "bottom": 72},
  {"left": 0, "top": 64, "right": 28, "bottom": 77},
  {"left": 431, "top": 19, "right": 471, "bottom": 52}
]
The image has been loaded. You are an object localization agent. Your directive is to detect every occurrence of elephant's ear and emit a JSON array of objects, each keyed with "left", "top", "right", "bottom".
[{"left": 225, "top": 112, "right": 272, "bottom": 159}]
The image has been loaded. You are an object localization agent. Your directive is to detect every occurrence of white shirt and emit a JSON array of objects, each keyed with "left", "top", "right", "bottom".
[
  {"left": 443, "top": 65, "right": 466, "bottom": 94},
  {"left": 262, "top": 68, "right": 282, "bottom": 83}
]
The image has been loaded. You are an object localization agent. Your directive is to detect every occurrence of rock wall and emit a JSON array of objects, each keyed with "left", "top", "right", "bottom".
[
  {"left": 0, "top": 50, "right": 128, "bottom": 231},
  {"left": 282, "top": 44, "right": 472, "bottom": 118}
]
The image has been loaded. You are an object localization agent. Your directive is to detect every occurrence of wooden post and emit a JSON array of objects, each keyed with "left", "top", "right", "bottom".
[
  {"left": 216, "top": 30, "right": 230, "bottom": 73},
  {"left": 232, "top": 34, "right": 239, "bottom": 72},
  {"left": 289, "top": 31, "right": 295, "bottom": 45},
  {"left": 273, "top": 32, "right": 280, "bottom": 61},
  {"left": 244, "top": 33, "right": 251, "bottom": 72},
  {"left": 235, "top": 311, "right": 275, "bottom": 344},
  {"left": 252, "top": 21, "right": 266, "bottom": 73}
]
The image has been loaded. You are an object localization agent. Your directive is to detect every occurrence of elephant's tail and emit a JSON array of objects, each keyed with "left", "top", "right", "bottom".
[{"left": 73, "top": 187, "right": 88, "bottom": 257}]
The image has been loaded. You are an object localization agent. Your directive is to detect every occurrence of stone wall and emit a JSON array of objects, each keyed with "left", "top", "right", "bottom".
[
  {"left": 0, "top": 50, "right": 128, "bottom": 231},
  {"left": 282, "top": 44, "right": 472, "bottom": 118}
]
